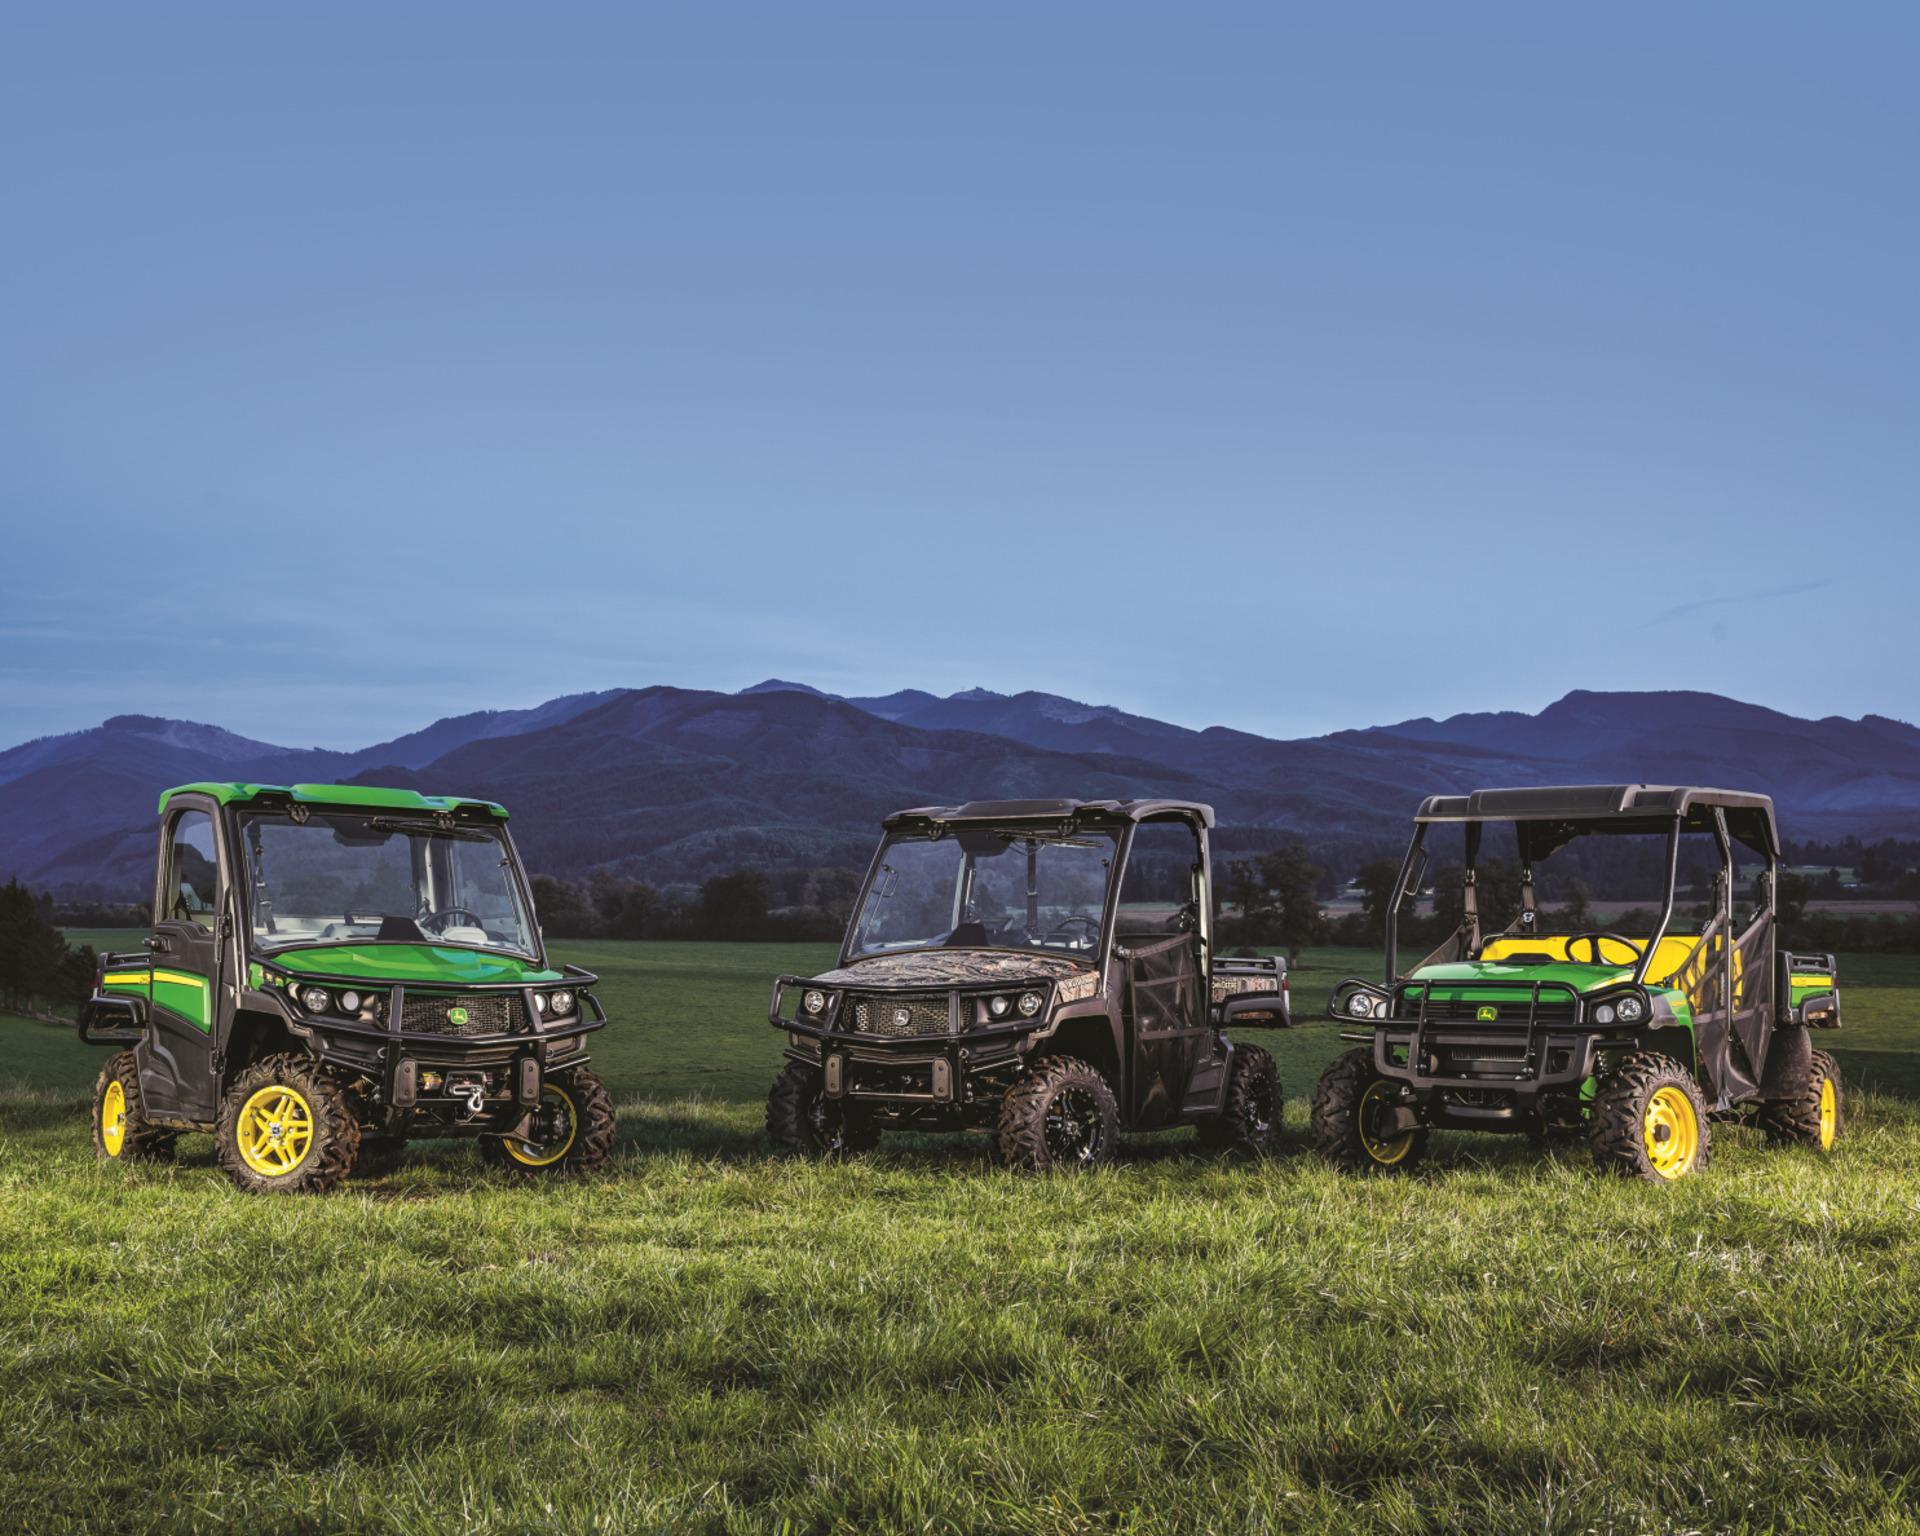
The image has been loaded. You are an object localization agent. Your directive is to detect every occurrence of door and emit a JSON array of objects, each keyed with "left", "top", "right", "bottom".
[
  {"left": 136, "top": 804, "right": 223, "bottom": 1119},
  {"left": 1115, "top": 818, "right": 1210, "bottom": 1125}
]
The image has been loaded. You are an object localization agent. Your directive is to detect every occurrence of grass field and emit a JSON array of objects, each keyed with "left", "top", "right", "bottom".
[{"left": 5, "top": 940, "right": 1920, "bottom": 1533}]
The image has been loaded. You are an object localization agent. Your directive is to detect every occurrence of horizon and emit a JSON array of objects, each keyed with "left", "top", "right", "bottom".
[
  {"left": 5, "top": 7, "right": 1916, "bottom": 747},
  {"left": 4, "top": 676, "right": 1914, "bottom": 760}
]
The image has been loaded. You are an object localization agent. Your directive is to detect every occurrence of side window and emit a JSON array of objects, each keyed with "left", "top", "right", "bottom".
[
  {"left": 163, "top": 811, "right": 220, "bottom": 927},
  {"left": 1116, "top": 820, "right": 1202, "bottom": 938}
]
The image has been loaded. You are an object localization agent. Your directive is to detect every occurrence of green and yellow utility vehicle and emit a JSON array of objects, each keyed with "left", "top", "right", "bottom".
[
  {"left": 81, "top": 783, "right": 614, "bottom": 1193},
  {"left": 1317, "top": 785, "right": 1842, "bottom": 1181}
]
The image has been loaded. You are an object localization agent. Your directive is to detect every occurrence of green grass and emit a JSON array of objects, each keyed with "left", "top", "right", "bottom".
[{"left": 4, "top": 942, "right": 1920, "bottom": 1534}]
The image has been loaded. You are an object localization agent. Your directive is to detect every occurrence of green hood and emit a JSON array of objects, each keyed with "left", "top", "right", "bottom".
[
  {"left": 264, "top": 943, "right": 561, "bottom": 986},
  {"left": 1410, "top": 959, "right": 1634, "bottom": 996}
]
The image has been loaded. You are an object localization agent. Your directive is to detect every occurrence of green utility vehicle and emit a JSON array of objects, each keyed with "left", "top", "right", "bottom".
[
  {"left": 1317, "top": 785, "right": 1841, "bottom": 1181},
  {"left": 766, "top": 798, "right": 1294, "bottom": 1170},
  {"left": 81, "top": 783, "right": 614, "bottom": 1193}
]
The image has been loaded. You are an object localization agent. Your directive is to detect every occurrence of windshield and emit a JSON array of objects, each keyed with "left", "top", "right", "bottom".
[
  {"left": 846, "top": 828, "right": 1117, "bottom": 960},
  {"left": 240, "top": 811, "right": 538, "bottom": 959}
]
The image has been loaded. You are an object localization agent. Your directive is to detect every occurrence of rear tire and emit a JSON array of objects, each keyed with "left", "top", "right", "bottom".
[
  {"left": 997, "top": 1055, "right": 1120, "bottom": 1172},
  {"left": 480, "top": 1068, "right": 616, "bottom": 1176},
  {"left": 1757, "top": 1049, "right": 1843, "bottom": 1152},
  {"left": 1590, "top": 1052, "right": 1709, "bottom": 1181},
  {"left": 216, "top": 1053, "right": 360, "bottom": 1194},
  {"left": 92, "top": 1050, "right": 175, "bottom": 1163},
  {"left": 1198, "top": 1045, "right": 1282, "bottom": 1155},
  {"left": 1312, "top": 1048, "right": 1427, "bottom": 1173},
  {"left": 766, "top": 1060, "right": 880, "bottom": 1158}
]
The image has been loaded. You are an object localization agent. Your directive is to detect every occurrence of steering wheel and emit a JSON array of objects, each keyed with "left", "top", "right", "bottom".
[
  {"left": 1566, "top": 932, "right": 1646, "bottom": 966},
  {"left": 1045, "top": 915, "right": 1101, "bottom": 947},
  {"left": 421, "top": 907, "right": 485, "bottom": 934}
]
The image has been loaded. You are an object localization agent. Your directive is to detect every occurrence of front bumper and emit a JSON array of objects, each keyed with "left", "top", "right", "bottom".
[
  {"left": 262, "top": 964, "right": 608, "bottom": 1126},
  {"left": 769, "top": 974, "right": 1043, "bottom": 1107}
]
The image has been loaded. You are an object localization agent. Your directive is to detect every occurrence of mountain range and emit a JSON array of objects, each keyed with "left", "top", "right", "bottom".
[{"left": 4, "top": 685, "right": 1918, "bottom": 899}]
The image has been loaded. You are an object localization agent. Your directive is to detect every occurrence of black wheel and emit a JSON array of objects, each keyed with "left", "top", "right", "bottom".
[
  {"left": 1590, "top": 1051, "right": 1710, "bottom": 1181},
  {"left": 1311, "top": 1048, "right": 1426, "bottom": 1173},
  {"left": 92, "top": 1050, "right": 175, "bottom": 1164},
  {"left": 1198, "top": 1045, "right": 1282, "bottom": 1155},
  {"left": 480, "top": 1068, "right": 616, "bottom": 1176},
  {"left": 997, "top": 1055, "right": 1120, "bottom": 1172},
  {"left": 216, "top": 1053, "right": 361, "bottom": 1194},
  {"left": 1756, "top": 1048, "right": 1843, "bottom": 1152},
  {"left": 765, "top": 1060, "right": 880, "bottom": 1158}
]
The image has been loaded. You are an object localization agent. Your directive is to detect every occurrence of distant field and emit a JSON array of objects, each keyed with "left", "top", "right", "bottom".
[{"left": 4, "top": 941, "right": 1920, "bottom": 1533}]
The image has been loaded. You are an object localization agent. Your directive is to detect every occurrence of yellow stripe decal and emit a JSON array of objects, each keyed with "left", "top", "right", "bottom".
[
  {"left": 102, "top": 972, "right": 149, "bottom": 986},
  {"left": 152, "top": 971, "right": 208, "bottom": 991}
]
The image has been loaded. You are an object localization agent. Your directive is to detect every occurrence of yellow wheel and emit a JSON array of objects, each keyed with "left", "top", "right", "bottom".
[
  {"left": 1312, "top": 1048, "right": 1427, "bottom": 1173},
  {"left": 1358, "top": 1079, "right": 1418, "bottom": 1166},
  {"left": 92, "top": 1050, "right": 174, "bottom": 1164},
  {"left": 1592, "top": 1052, "right": 1709, "bottom": 1181},
  {"left": 502, "top": 1084, "right": 579, "bottom": 1168},
  {"left": 100, "top": 1079, "right": 127, "bottom": 1157},
  {"left": 1642, "top": 1085, "right": 1701, "bottom": 1180},
  {"left": 235, "top": 1084, "right": 317, "bottom": 1176},
  {"left": 216, "top": 1054, "right": 360, "bottom": 1194},
  {"left": 480, "top": 1068, "right": 616, "bottom": 1177},
  {"left": 1758, "top": 1045, "right": 1843, "bottom": 1152},
  {"left": 1818, "top": 1076, "right": 1838, "bottom": 1150}
]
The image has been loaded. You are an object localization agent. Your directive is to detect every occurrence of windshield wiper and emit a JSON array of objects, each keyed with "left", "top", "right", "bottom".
[{"left": 368, "top": 816, "right": 490, "bottom": 841}]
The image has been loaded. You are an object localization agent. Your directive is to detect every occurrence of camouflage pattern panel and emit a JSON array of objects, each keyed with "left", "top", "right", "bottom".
[
  {"left": 814, "top": 949, "right": 1094, "bottom": 991},
  {"left": 1211, "top": 973, "right": 1284, "bottom": 1006}
]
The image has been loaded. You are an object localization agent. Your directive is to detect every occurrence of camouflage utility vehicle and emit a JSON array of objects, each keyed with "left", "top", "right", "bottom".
[
  {"left": 82, "top": 783, "right": 614, "bottom": 1193},
  {"left": 766, "top": 799, "right": 1293, "bottom": 1170},
  {"left": 1318, "top": 784, "right": 1842, "bottom": 1181}
]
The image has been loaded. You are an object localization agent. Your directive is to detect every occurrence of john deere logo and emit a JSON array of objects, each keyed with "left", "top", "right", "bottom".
[
  {"left": 447, "top": 1005, "right": 470, "bottom": 1026},
  {"left": 1476, "top": 1005, "right": 1499, "bottom": 1022}
]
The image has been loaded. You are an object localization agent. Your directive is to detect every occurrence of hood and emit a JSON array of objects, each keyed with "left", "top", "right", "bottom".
[
  {"left": 812, "top": 949, "right": 1093, "bottom": 989},
  {"left": 263, "top": 943, "right": 562, "bottom": 986},
  {"left": 1410, "top": 959, "right": 1634, "bottom": 996}
]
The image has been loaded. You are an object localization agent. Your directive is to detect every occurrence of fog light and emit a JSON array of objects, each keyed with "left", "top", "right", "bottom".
[
  {"left": 1348, "top": 993, "right": 1375, "bottom": 1018},
  {"left": 1616, "top": 993, "right": 1647, "bottom": 1024},
  {"left": 1018, "top": 991, "right": 1042, "bottom": 1016},
  {"left": 550, "top": 990, "right": 575, "bottom": 1016},
  {"left": 989, "top": 995, "right": 1011, "bottom": 1018},
  {"left": 339, "top": 990, "right": 362, "bottom": 1014},
  {"left": 300, "top": 986, "right": 330, "bottom": 1013},
  {"left": 803, "top": 989, "right": 827, "bottom": 1015},
  {"left": 1593, "top": 1003, "right": 1616, "bottom": 1025},
  {"left": 532, "top": 992, "right": 548, "bottom": 1015}
]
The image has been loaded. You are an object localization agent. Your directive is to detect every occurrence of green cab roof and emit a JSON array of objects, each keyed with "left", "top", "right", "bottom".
[{"left": 158, "top": 782, "right": 508, "bottom": 818}]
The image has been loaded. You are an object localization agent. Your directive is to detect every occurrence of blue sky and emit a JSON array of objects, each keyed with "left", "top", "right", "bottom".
[{"left": 2, "top": 4, "right": 1914, "bottom": 752}]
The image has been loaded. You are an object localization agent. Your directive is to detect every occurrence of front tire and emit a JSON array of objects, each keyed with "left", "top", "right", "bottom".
[
  {"left": 1311, "top": 1048, "right": 1426, "bottom": 1173},
  {"left": 997, "top": 1055, "right": 1121, "bottom": 1172},
  {"left": 1590, "top": 1052, "right": 1709, "bottom": 1181},
  {"left": 1199, "top": 1045, "right": 1283, "bottom": 1155},
  {"left": 1757, "top": 1048, "right": 1843, "bottom": 1152},
  {"left": 480, "top": 1068, "right": 616, "bottom": 1176},
  {"left": 216, "top": 1053, "right": 360, "bottom": 1194},
  {"left": 765, "top": 1060, "right": 880, "bottom": 1158},
  {"left": 93, "top": 1051, "right": 175, "bottom": 1164}
]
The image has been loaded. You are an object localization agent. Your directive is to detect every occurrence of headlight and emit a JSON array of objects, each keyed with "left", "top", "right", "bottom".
[
  {"left": 1616, "top": 992, "right": 1647, "bottom": 1024},
  {"left": 1374, "top": 998, "right": 1391, "bottom": 1019},
  {"left": 532, "top": 992, "right": 548, "bottom": 1015},
  {"left": 1018, "top": 991, "right": 1043, "bottom": 1017},
  {"left": 550, "top": 990, "right": 575, "bottom": 1016},
  {"left": 1348, "top": 992, "right": 1376, "bottom": 1018},
  {"left": 299, "top": 986, "right": 330, "bottom": 1013},
  {"left": 989, "top": 995, "right": 1011, "bottom": 1018},
  {"left": 802, "top": 989, "right": 827, "bottom": 1015},
  {"left": 1593, "top": 1003, "right": 1616, "bottom": 1026},
  {"left": 338, "top": 990, "right": 362, "bottom": 1014}
]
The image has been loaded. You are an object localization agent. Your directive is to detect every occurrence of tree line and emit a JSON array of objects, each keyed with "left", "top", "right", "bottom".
[{"left": 0, "top": 882, "right": 98, "bottom": 1018}]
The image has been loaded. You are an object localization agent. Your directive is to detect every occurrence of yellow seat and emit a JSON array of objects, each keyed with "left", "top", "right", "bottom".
[{"left": 1478, "top": 933, "right": 1708, "bottom": 985}]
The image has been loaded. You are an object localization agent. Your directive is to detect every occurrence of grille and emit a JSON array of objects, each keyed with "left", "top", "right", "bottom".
[
  {"left": 1404, "top": 995, "right": 1577, "bottom": 1026},
  {"left": 847, "top": 993, "right": 951, "bottom": 1038},
  {"left": 399, "top": 992, "right": 528, "bottom": 1037}
]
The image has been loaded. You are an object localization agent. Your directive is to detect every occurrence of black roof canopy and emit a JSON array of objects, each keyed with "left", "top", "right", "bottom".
[
  {"left": 885, "top": 798, "right": 1216, "bottom": 830},
  {"left": 1414, "top": 784, "right": 1780, "bottom": 858}
]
